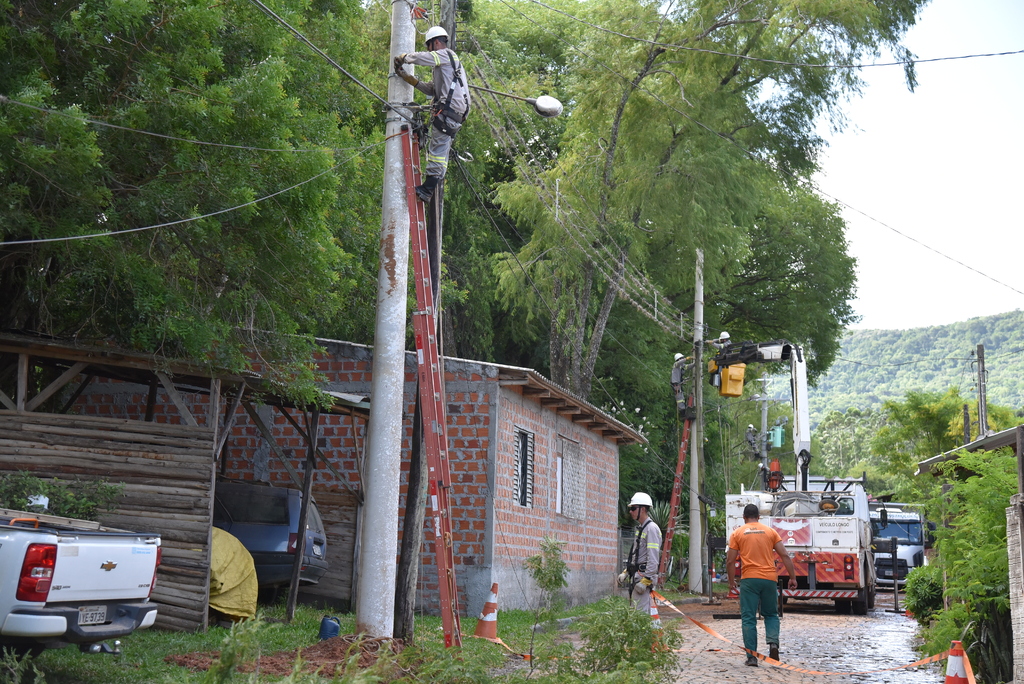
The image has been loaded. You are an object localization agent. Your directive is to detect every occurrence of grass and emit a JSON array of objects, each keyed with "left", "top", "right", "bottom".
[{"left": 12, "top": 597, "right": 680, "bottom": 683}]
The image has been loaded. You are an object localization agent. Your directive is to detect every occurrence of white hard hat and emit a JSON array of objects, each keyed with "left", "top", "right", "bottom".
[
  {"left": 425, "top": 26, "right": 449, "bottom": 43},
  {"left": 718, "top": 331, "right": 731, "bottom": 340},
  {"left": 629, "top": 492, "right": 653, "bottom": 508}
]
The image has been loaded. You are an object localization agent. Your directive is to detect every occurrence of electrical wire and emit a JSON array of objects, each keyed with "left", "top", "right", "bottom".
[
  {"left": 521, "top": 0, "right": 1024, "bottom": 71},
  {"left": 1, "top": 142, "right": 385, "bottom": 246},
  {"left": 0, "top": 95, "right": 363, "bottom": 153},
  {"left": 245, "top": 0, "right": 411, "bottom": 122},
  {"left": 469, "top": 44, "right": 694, "bottom": 335},
  {"left": 492, "top": 0, "right": 1024, "bottom": 307},
  {"left": 471, "top": 66, "right": 692, "bottom": 338}
]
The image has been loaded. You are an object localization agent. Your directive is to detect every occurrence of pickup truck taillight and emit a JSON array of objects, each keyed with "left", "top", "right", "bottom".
[
  {"left": 288, "top": 533, "right": 298, "bottom": 554},
  {"left": 17, "top": 543, "right": 57, "bottom": 602},
  {"left": 149, "top": 547, "right": 162, "bottom": 598}
]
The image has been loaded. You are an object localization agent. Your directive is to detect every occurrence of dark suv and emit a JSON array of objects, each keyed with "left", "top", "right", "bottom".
[{"left": 212, "top": 480, "right": 328, "bottom": 588}]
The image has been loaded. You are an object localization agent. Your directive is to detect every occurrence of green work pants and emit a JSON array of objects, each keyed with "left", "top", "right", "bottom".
[{"left": 739, "top": 577, "right": 780, "bottom": 653}]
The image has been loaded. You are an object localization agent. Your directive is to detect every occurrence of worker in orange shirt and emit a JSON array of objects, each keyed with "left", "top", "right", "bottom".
[{"left": 727, "top": 503, "right": 798, "bottom": 667}]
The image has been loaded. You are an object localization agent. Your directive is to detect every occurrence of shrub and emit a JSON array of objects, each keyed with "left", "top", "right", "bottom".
[
  {"left": 903, "top": 564, "right": 943, "bottom": 624},
  {"left": 0, "top": 472, "right": 123, "bottom": 519},
  {"left": 525, "top": 536, "right": 569, "bottom": 610}
]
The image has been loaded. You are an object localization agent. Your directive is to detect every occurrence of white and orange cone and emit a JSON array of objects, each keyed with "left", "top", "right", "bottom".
[
  {"left": 944, "top": 640, "right": 971, "bottom": 684},
  {"left": 473, "top": 583, "right": 500, "bottom": 640}
]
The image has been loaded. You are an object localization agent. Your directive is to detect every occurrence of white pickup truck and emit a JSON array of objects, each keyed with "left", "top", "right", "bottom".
[{"left": 0, "top": 508, "right": 160, "bottom": 654}]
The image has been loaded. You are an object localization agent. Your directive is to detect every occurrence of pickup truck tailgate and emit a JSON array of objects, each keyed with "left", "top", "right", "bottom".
[{"left": 48, "top": 534, "right": 159, "bottom": 602}]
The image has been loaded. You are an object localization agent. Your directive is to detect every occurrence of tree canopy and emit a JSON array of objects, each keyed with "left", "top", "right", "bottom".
[{"left": 1, "top": 0, "right": 382, "bottom": 398}]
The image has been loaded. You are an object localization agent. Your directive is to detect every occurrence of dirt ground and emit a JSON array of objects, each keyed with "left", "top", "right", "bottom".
[{"left": 164, "top": 634, "right": 403, "bottom": 677}]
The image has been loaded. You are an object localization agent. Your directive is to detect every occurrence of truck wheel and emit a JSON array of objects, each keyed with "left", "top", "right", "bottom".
[
  {"left": 852, "top": 587, "right": 869, "bottom": 615},
  {"left": 864, "top": 561, "right": 876, "bottom": 610}
]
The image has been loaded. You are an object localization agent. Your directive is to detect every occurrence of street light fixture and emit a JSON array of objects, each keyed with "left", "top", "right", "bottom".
[{"left": 468, "top": 85, "right": 563, "bottom": 117}]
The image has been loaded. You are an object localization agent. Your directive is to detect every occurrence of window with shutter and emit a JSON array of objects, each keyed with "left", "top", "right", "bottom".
[{"left": 512, "top": 427, "right": 534, "bottom": 508}]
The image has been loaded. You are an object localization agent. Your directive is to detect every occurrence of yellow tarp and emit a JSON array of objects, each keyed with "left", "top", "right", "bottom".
[{"left": 209, "top": 527, "right": 258, "bottom": 620}]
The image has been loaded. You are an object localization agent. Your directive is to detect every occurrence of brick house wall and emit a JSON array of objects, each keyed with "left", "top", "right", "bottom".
[{"left": 72, "top": 338, "right": 637, "bottom": 618}]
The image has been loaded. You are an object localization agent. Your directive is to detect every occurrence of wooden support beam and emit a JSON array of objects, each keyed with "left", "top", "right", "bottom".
[
  {"left": 241, "top": 401, "right": 303, "bottom": 489},
  {"left": 0, "top": 388, "right": 15, "bottom": 411},
  {"left": 1017, "top": 425, "right": 1024, "bottom": 497},
  {"left": 212, "top": 383, "right": 246, "bottom": 461},
  {"left": 25, "top": 362, "right": 88, "bottom": 412},
  {"left": 17, "top": 354, "right": 28, "bottom": 411},
  {"left": 208, "top": 378, "right": 221, "bottom": 457},
  {"left": 156, "top": 372, "right": 199, "bottom": 427},
  {"left": 278, "top": 407, "right": 362, "bottom": 502},
  {"left": 286, "top": 407, "right": 320, "bottom": 622},
  {"left": 59, "top": 375, "right": 94, "bottom": 414}
]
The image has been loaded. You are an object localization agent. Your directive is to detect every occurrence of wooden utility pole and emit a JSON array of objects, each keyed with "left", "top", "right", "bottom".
[
  {"left": 962, "top": 404, "right": 970, "bottom": 445},
  {"left": 689, "top": 250, "right": 704, "bottom": 594},
  {"left": 977, "top": 344, "right": 989, "bottom": 439}
]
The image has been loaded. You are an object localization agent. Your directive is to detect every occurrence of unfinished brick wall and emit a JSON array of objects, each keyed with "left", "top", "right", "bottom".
[
  {"left": 491, "top": 386, "right": 620, "bottom": 611},
  {"left": 72, "top": 339, "right": 625, "bottom": 618}
]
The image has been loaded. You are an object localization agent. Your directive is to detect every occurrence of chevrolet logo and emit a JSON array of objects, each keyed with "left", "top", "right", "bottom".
[{"left": 100, "top": 561, "right": 117, "bottom": 571}]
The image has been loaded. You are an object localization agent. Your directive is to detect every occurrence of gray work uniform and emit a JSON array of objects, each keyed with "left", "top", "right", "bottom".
[
  {"left": 400, "top": 47, "right": 470, "bottom": 179},
  {"left": 629, "top": 518, "right": 663, "bottom": 620}
]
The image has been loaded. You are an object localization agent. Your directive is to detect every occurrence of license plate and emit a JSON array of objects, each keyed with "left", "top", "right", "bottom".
[
  {"left": 78, "top": 606, "right": 106, "bottom": 625},
  {"left": 883, "top": 570, "right": 892, "bottom": 577},
  {"left": 312, "top": 544, "right": 323, "bottom": 558}
]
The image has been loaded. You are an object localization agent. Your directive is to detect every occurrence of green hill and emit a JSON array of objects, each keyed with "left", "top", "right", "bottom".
[{"left": 810, "top": 309, "right": 1024, "bottom": 423}]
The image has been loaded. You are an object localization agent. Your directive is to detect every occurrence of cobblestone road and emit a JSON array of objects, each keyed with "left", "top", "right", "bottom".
[{"left": 665, "top": 592, "right": 946, "bottom": 683}]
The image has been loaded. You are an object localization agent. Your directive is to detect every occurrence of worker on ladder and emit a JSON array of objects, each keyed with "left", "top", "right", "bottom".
[{"left": 394, "top": 26, "right": 471, "bottom": 204}]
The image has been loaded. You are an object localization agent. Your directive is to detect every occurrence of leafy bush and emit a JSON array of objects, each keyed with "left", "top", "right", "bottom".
[
  {"left": 903, "top": 564, "right": 943, "bottom": 624},
  {"left": 539, "top": 597, "right": 681, "bottom": 682},
  {"left": 525, "top": 536, "right": 569, "bottom": 611},
  {"left": 0, "top": 649, "right": 45, "bottom": 684},
  {"left": 0, "top": 472, "right": 123, "bottom": 520},
  {"left": 919, "top": 450, "right": 1015, "bottom": 684}
]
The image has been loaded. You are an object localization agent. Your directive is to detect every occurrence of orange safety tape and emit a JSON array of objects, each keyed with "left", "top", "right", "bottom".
[
  {"left": 650, "top": 591, "right": 951, "bottom": 676},
  {"left": 468, "top": 634, "right": 533, "bottom": 660}
]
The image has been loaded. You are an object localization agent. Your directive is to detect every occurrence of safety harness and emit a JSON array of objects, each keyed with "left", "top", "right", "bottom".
[
  {"left": 432, "top": 51, "right": 469, "bottom": 136},
  {"left": 626, "top": 518, "right": 653, "bottom": 599}
]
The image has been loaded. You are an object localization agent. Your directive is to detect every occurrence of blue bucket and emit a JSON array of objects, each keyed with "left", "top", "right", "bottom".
[{"left": 318, "top": 616, "right": 341, "bottom": 640}]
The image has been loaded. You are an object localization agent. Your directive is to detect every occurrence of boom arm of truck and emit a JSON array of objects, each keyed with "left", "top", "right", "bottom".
[{"left": 708, "top": 339, "right": 812, "bottom": 490}]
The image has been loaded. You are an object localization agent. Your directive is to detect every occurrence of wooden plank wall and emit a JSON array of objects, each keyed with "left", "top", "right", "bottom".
[
  {"left": 0, "top": 411, "right": 216, "bottom": 632},
  {"left": 299, "top": 487, "right": 358, "bottom": 610}
]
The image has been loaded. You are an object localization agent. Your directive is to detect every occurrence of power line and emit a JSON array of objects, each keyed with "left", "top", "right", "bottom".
[
  {"left": 0, "top": 95, "right": 361, "bottom": 153},
  {"left": 522, "top": 0, "right": 1024, "bottom": 71},
  {"left": 245, "top": 0, "right": 408, "bottom": 121},
  {"left": 1, "top": 143, "right": 385, "bottom": 246},
  {"left": 495, "top": 0, "right": 1024, "bottom": 306},
  {"left": 811, "top": 186, "right": 1024, "bottom": 299},
  {"left": 470, "top": 42, "right": 693, "bottom": 333}
]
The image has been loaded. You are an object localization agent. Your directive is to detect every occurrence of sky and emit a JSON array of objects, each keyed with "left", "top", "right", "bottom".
[{"left": 813, "top": 0, "right": 1024, "bottom": 331}]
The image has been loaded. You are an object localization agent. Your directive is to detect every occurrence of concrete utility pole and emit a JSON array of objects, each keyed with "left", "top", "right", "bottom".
[
  {"left": 977, "top": 344, "right": 989, "bottom": 439},
  {"left": 356, "top": 1, "right": 416, "bottom": 638},
  {"left": 689, "top": 249, "right": 703, "bottom": 594}
]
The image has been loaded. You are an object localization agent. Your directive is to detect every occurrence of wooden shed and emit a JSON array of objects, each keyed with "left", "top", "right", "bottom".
[{"left": 0, "top": 332, "right": 367, "bottom": 631}]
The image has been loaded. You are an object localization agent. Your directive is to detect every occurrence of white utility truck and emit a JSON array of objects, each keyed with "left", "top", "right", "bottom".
[
  {"left": 0, "top": 508, "right": 161, "bottom": 655},
  {"left": 870, "top": 505, "right": 930, "bottom": 585},
  {"left": 711, "top": 339, "right": 877, "bottom": 614}
]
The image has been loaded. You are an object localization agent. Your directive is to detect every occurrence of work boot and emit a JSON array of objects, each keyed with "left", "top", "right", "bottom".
[
  {"left": 745, "top": 654, "right": 759, "bottom": 667},
  {"left": 769, "top": 643, "right": 780, "bottom": 661},
  {"left": 415, "top": 175, "right": 440, "bottom": 203}
]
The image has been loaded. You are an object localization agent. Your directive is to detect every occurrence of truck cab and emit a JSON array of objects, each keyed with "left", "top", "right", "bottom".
[{"left": 870, "top": 506, "right": 930, "bottom": 585}]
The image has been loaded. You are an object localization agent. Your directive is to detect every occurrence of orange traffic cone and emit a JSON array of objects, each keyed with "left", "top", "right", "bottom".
[
  {"left": 473, "top": 583, "right": 499, "bottom": 639},
  {"left": 944, "top": 640, "right": 970, "bottom": 684}
]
